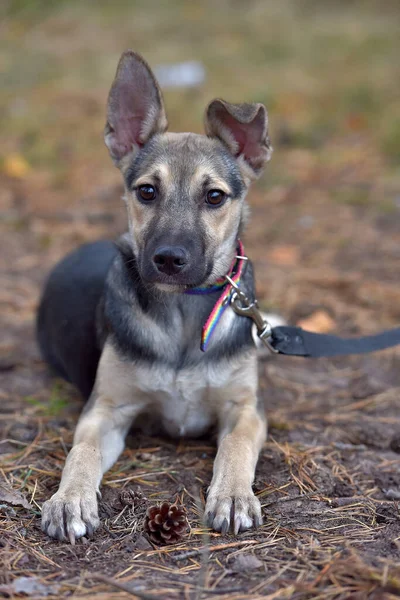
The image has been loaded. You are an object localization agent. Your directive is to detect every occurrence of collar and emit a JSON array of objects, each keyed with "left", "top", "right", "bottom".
[{"left": 185, "top": 240, "right": 247, "bottom": 351}]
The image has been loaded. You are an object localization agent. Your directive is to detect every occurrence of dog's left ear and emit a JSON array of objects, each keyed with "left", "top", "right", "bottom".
[
  {"left": 105, "top": 51, "right": 168, "bottom": 166},
  {"left": 204, "top": 99, "right": 272, "bottom": 178}
]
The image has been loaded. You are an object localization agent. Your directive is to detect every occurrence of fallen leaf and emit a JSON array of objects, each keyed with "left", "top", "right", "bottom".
[
  {"left": 230, "top": 553, "right": 264, "bottom": 572},
  {"left": 133, "top": 534, "right": 153, "bottom": 551},
  {"left": 383, "top": 488, "right": 400, "bottom": 500},
  {"left": 269, "top": 245, "right": 300, "bottom": 266},
  {"left": 13, "top": 576, "right": 58, "bottom": 597},
  {"left": 0, "top": 482, "right": 31, "bottom": 509},
  {"left": 346, "top": 113, "right": 368, "bottom": 131},
  {"left": 2, "top": 153, "right": 31, "bottom": 178},
  {"left": 297, "top": 310, "right": 335, "bottom": 333}
]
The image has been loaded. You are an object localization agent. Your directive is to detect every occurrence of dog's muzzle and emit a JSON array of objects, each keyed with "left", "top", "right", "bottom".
[
  {"left": 140, "top": 237, "right": 208, "bottom": 287},
  {"left": 153, "top": 246, "right": 189, "bottom": 276}
]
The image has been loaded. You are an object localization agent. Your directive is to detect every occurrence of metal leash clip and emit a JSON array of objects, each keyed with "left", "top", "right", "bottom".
[{"left": 225, "top": 275, "right": 278, "bottom": 353}]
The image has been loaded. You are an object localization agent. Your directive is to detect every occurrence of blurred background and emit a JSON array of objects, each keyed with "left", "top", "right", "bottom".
[
  {"left": 1, "top": 0, "right": 400, "bottom": 335},
  {"left": 1, "top": 4, "right": 400, "bottom": 593}
]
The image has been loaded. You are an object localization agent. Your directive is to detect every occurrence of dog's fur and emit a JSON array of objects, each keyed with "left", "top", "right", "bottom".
[{"left": 38, "top": 51, "right": 273, "bottom": 542}]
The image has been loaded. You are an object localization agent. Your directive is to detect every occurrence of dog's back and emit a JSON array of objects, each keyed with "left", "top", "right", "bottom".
[{"left": 37, "top": 240, "right": 117, "bottom": 399}]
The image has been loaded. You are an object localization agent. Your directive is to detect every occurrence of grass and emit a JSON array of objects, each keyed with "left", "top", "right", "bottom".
[{"left": 24, "top": 381, "right": 70, "bottom": 416}]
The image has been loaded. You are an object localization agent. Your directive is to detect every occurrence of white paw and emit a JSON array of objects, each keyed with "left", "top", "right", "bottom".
[
  {"left": 205, "top": 491, "right": 262, "bottom": 534},
  {"left": 41, "top": 486, "right": 100, "bottom": 544}
]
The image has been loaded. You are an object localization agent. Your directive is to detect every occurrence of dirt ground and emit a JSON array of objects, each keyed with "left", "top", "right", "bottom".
[{"left": 1, "top": 1, "right": 400, "bottom": 598}]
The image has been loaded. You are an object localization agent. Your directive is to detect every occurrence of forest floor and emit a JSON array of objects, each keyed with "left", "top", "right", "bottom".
[{"left": 1, "top": 1, "right": 400, "bottom": 598}]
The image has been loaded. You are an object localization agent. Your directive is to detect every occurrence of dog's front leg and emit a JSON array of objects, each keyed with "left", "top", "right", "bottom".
[
  {"left": 41, "top": 345, "right": 145, "bottom": 543},
  {"left": 205, "top": 355, "right": 266, "bottom": 534}
]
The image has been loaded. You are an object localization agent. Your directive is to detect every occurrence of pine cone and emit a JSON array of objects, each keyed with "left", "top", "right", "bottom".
[{"left": 144, "top": 502, "right": 188, "bottom": 544}]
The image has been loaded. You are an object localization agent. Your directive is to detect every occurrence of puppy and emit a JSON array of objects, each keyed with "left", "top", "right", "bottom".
[{"left": 38, "top": 51, "right": 273, "bottom": 543}]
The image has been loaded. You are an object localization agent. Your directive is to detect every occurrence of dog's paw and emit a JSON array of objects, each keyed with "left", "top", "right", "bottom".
[
  {"left": 41, "top": 486, "right": 100, "bottom": 544},
  {"left": 205, "top": 492, "right": 262, "bottom": 535}
]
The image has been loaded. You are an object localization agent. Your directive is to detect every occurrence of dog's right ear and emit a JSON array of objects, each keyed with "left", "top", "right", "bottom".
[
  {"left": 104, "top": 51, "right": 168, "bottom": 166},
  {"left": 204, "top": 99, "right": 272, "bottom": 180}
]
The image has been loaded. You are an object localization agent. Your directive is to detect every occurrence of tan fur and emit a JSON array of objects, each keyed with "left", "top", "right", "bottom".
[
  {"left": 41, "top": 345, "right": 148, "bottom": 542},
  {"left": 125, "top": 193, "right": 146, "bottom": 252},
  {"left": 122, "top": 130, "right": 250, "bottom": 287},
  {"left": 202, "top": 215, "right": 242, "bottom": 286},
  {"left": 207, "top": 403, "right": 266, "bottom": 532},
  {"left": 189, "top": 165, "right": 232, "bottom": 196},
  {"left": 42, "top": 343, "right": 263, "bottom": 540},
  {"left": 41, "top": 51, "right": 273, "bottom": 542}
]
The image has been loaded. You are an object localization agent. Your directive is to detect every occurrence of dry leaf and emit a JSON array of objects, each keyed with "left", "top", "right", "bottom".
[
  {"left": 2, "top": 153, "right": 31, "bottom": 178},
  {"left": 0, "top": 482, "right": 31, "bottom": 509},
  {"left": 231, "top": 553, "right": 264, "bottom": 572},
  {"left": 7, "top": 576, "right": 58, "bottom": 597},
  {"left": 297, "top": 310, "right": 335, "bottom": 333},
  {"left": 133, "top": 534, "right": 153, "bottom": 551},
  {"left": 269, "top": 245, "right": 300, "bottom": 266}
]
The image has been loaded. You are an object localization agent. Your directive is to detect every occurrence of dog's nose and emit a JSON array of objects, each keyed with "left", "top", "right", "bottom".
[{"left": 153, "top": 246, "right": 189, "bottom": 276}]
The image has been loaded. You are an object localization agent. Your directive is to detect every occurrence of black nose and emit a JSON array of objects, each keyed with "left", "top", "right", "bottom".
[{"left": 153, "top": 246, "right": 189, "bottom": 276}]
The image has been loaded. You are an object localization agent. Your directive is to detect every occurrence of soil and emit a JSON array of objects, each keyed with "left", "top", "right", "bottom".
[{"left": 1, "top": 1, "right": 400, "bottom": 598}]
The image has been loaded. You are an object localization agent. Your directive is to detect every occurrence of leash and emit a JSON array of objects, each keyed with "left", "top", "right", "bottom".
[
  {"left": 228, "top": 278, "right": 400, "bottom": 358},
  {"left": 188, "top": 241, "right": 400, "bottom": 357}
]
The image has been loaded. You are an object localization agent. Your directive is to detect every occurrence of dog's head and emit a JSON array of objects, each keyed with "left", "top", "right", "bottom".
[{"left": 105, "top": 51, "right": 272, "bottom": 291}]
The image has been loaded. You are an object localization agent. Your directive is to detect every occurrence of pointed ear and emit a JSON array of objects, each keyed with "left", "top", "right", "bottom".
[
  {"left": 104, "top": 51, "right": 168, "bottom": 165},
  {"left": 204, "top": 99, "right": 272, "bottom": 178}
]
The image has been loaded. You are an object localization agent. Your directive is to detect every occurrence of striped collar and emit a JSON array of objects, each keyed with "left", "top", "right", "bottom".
[{"left": 185, "top": 241, "right": 247, "bottom": 351}]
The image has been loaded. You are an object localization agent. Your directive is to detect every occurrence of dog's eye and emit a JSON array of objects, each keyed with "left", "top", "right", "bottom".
[
  {"left": 206, "top": 189, "right": 226, "bottom": 207},
  {"left": 138, "top": 185, "right": 156, "bottom": 202}
]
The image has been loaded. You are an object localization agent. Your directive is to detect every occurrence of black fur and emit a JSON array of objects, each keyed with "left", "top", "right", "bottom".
[{"left": 37, "top": 240, "right": 118, "bottom": 399}]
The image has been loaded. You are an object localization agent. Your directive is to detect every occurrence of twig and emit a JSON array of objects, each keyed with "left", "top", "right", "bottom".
[
  {"left": 173, "top": 539, "right": 258, "bottom": 562},
  {"left": 105, "top": 470, "right": 173, "bottom": 484},
  {"left": 262, "top": 490, "right": 324, "bottom": 508},
  {"left": 196, "top": 587, "right": 244, "bottom": 595},
  {"left": 333, "top": 442, "right": 367, "bottom": 451},
  {"left": 194, "top": 492, "right": 210, "bottom": 600},
  {"left": 91, "top": 574, "right": 160, "bottom": 600}
]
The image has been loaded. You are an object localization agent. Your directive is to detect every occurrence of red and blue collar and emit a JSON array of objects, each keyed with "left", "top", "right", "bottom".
[{"left": 185, "top": 240, "right": 247, "bottom": 351}]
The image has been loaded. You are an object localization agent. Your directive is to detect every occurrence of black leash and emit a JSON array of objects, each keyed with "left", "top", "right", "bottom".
[
  {"left": 270, "top": 325, "right": 400, "bottom": 358},
  {"left": 196, "top": 241, "right": 400, "bottom": 359},
  {"left": 228, "top": 279, "right": 400, "bottom": 359}
]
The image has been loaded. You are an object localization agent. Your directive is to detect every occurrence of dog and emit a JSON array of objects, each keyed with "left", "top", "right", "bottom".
[{"left": 38, "top": 51, "right": 273, "bottom": 543}]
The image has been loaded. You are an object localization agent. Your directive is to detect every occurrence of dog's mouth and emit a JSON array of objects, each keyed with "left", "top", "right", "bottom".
[
  {"left": 137, "top": 240, "right": 242, "bottom": 295},
  {"left": 146, "top": 270, "right": 211, "bottom": 292},
  {"left": 153, "top": 281, "right": 189, "bottom": 293},
  {"left": 140, "top": 264, "right": 212, "bottom": 292}
]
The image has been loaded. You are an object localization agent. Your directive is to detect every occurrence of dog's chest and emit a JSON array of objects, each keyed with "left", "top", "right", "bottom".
[
  {"left": 159, "top": 370, "right": 213, "bottom": 437},
  {"left": 106, "top": 280, "right": 253, "bottom": 437},
  {"left": 134, "top": 362, "right": 229, "bottom": 438}
]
